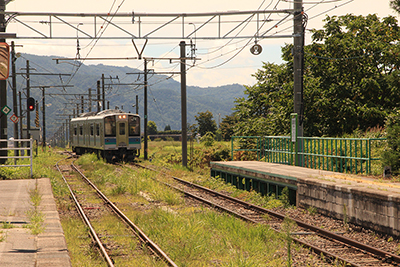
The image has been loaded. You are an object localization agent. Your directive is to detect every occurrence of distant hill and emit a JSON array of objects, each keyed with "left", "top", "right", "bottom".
[{"left": 5, "top": 53, "right": 246, "bottom": 138}]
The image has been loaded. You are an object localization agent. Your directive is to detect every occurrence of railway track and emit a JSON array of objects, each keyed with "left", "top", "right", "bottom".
[
  {"left": 56, "top": 155, "right": 177, "bottom": 267},
  {"left": 132, "top": 163, "right": 400, "bottom": 267}
]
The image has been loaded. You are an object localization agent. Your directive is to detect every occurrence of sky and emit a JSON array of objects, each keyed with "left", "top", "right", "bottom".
[{"left": 4, "top": 0, "right": 397, "bottom": 87}]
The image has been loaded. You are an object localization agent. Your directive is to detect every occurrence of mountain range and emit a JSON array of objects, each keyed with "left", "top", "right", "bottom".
[{"left": 5, "top": 53, "right": 246, "bottom": 139}]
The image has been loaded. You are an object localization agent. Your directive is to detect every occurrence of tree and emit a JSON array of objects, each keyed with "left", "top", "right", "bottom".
[
  {"left": 164, "top": 124, "right": 171, "bottom": 131},
  {"left": 305, "top": 14, "right": 400, "bottom": 136},
  {"left": 391, "top": 0, "right": 400, "bottom": 14},
  {"left": 234, "top": 14, "right": 400, "bottom": 137},
  {"left": 194, "top": 111, "right": 217, "bottom": 136},
  {"left": 219, "top": 113, "right": 239, "bottom": 141},
  {"left": 147, "top": 121, "right": 158, "bottom": 135}
]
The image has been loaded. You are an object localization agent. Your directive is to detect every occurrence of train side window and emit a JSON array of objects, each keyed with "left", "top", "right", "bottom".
[
  {"left": 96, "top": 124, "right": 100, "bottom": 136},
  {"left": 74, "top": 126, "right": 77, "bottom": 136},
  {"left": 119, "top": 123, "right": 125, "bottom": 135},
  {"left": 105, "top": 116, "right": 116, "bottom": 137},
  {"left": 90, "top": 125, "right": 94, "bottom": 136},
  {"left": 79, "top": 125, "right": 83, "bottom": 135}
]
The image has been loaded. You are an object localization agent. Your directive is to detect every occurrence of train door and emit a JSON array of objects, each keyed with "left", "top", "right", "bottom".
[{"left": 116, "top": 120, "right": 128, "bottom": 147}]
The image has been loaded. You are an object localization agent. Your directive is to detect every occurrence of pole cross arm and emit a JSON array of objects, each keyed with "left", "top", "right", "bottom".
[{"left": 3, "top": 10, "right": 295, "bottom": 40}]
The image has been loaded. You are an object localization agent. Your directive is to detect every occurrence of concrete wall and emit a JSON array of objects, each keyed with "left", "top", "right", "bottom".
[{"left": 297, "top": 177, "right": 400, "bottom": 236}]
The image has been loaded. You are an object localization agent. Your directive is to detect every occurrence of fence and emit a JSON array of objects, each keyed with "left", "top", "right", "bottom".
[
  {"left": 0, "top": 139, "right": 33, "bottom": 177},
  {"left": 231, "top": 136, "right": 385, "bottom": 175}
]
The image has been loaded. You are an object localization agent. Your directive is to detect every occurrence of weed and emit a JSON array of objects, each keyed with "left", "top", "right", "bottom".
[
  {"left": 343, "top": 204, "right": 348, "bottom": 231},
  {"left": 307, "top": 206, "right": 317, "bottom": 216},
  {"left": 2, "top": 222, "right": 14, "bottom": 229},
  {"left": 0, "top": 230, "right": 6, "bottom": 242},
  {"left": 25, "top": 183, "right": 45, "bottom": 235},
  {"left": 282, "top": 217, "right": 297, "bottom": 267},
  {"left": 279, "top": 187, "right": 291, "bottom": 208}
]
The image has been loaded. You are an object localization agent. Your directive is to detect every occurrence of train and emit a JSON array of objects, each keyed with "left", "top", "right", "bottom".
[{"left": 70, "top": 109, "right": 141, "bottom": 162}]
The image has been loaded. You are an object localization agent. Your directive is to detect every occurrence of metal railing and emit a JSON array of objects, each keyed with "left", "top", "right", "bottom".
[
  {"left": 0, "top": 139, "right": 33, "bottom": 177},
  {"left": 231, "top": 136, "right": 386, "bottom": 174}
]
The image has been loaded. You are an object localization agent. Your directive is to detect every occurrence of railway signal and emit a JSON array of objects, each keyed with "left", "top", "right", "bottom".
[{"left": 27, "top": 97, "right": 35, "bottom": 111}]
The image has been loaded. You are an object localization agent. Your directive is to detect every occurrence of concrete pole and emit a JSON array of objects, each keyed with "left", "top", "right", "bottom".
[
  {"left": 97, "top": 80, "right": 100, "bottom": 113},
  {"left": 11, "top": 41, "right": 18, "bottom": 156},
  {"left": 143, "top": 59, "right": 148, "bottom": 160},
  {"left": 26, "top": 60, "right": 31, "bottom": 136},
  {"left": 102, "top": 74, "right": 105, "bottom": 111},
  {"left": 0, "top": 0, "right": 5, "bottom": 164},
  {"left": 42, "top": 87, "right": 46, "bottom": 148},
  {"left": 293, "top": 0, "right": 304, "bottom": 166},
  {"left": 180, "top": 41, "right": 187, "bottom": 167}
]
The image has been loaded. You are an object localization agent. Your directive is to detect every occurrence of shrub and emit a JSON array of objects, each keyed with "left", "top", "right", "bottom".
[
  {"left": 382, "top": 110, "right": 400, "bottom": 175},
  {"left": 200, "top": 132, "right": 215, "bottom": 147}
]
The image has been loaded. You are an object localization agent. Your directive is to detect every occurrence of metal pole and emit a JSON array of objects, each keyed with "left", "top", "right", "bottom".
[
  {"left": 11, "top": 41, "right": 18, "bottom": 156},
  {"left": 42, "top": 87, "right": 46, "bottom": 149},
  {"left": 102, "top": 74, "right": 105, "bottom": 111},
  {"left": 26, "top": 60, "right": 31, "bottom": 136},
  {"left": 0, "top": 0, "right": 6, "bottom": 164},
  {"left": 97, "top": 80, "right": 100, "bottom": 112},
  {"left": 19, "top": 91, "right": 22, "bottom": 140},
  {"left": 143, "top": 59, "right": 148, "bottom": 160},
  {"left": 26, "top": 60, "right": 31, "bottom": 156},
  {"left": 136, "top": 95, "right": 139, "bottom": 114},
  {"left": 81, "top": 95, "right": 84, "bottom": 113},
  {"left": 88, "top": 88, "right": 92, "bottom": 112},
  {"left": 293, "top": 0, "right": 303, "bottom": 166},
  {"left": 180, "top": 41, "right": 187, "bottom": 167}
]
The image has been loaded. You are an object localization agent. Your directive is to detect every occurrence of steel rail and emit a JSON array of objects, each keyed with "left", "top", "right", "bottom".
[
  {"left": 136, "top": 163, "right": 399, "bottom": 266},
  {"left": 171, "top": 174, "right": 400, "bottom": 264},
  {"left": 71, "top": 162, "right": 178, "bottom": 267},
  {"left": 56, "top": 157, "right": 114, "bottom": 267}
]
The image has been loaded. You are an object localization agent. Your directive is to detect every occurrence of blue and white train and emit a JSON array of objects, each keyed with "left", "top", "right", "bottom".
[{"left": 70, "top": 109, "right": 141, "bottom": 162}]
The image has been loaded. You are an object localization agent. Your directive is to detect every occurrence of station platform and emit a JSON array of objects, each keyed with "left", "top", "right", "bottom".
[
  {"left": 211, "top": 161, "right": 400, "bottom": 236},
  {"left": 0, "top": 178, "right": 71, "bottom": 267}
]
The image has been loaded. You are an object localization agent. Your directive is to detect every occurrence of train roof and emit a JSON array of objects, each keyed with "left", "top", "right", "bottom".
[{"left": 71, "top": 109, "right": 139, "bottom": 122}]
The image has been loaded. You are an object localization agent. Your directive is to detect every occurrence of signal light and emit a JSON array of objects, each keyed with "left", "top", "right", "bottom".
[{"left": 27, "top": 97, "right": 35, "bottom": 112}]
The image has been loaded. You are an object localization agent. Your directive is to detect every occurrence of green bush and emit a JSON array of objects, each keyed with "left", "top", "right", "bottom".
[
  {"left": 382, "top": 110, "right": 400, "bottom": 175},
  {"left": 200, "top": 132, "right": 215, "bottom": 147}
]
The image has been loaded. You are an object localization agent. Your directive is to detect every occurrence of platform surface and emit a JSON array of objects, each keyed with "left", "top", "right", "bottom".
[
  {"left": 0, "top": 178, "right": 71, "bottom": 267},
  {"left": 211, "top": 161, "right": 400, "bottom": 196}
]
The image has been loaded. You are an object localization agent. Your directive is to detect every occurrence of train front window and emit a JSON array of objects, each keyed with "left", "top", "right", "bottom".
[
  {"left": 105, "top": 116, "right": 116, "bottom": 137},
  {"left": 128, "top": 116, "right": 140, "bottom": 136},
  {"left": 119, "top": 123, "right": 126, "bottom": 135}
]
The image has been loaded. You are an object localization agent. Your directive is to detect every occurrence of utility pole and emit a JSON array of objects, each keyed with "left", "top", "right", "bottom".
[
  {"left": 0, "top": 0, "right": 6, "bottom": 164},
  {"left": 97, "top": 80, "right": 100, "bottom": 112},
  {"left": 180, "top": 41, "right": 188, "bottom": 167},
  {"left": 18, "top": 91, "right": 22, "bottom": 143},
  {"left": 88, "top": 89, "right": 93, "bottom": 112},
  {"left": 101, "top": 74, "right": 105, "bottom": 110},
  {"left": 293, "top": 0, "right": 304, "bottom": 166},
  {"left": 26, "top": 60, "right": 31, "bottom": 138},
  {"left": 11, "top": 41, "right": 18, "bottom": 155},
  {"left": 135, "top": 95, "right": 139, "bottom": 114},
  {"left": 143, "top": 58, "right": 148, "bottom": 160}
]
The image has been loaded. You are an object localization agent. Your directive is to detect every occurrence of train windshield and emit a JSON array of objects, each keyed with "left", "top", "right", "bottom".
[
  {"left": 105, "top": 116, "right": 116, "bottom": 137},
  {"left": 128, "top": 116, "right": 140, "bottom": 136}
]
